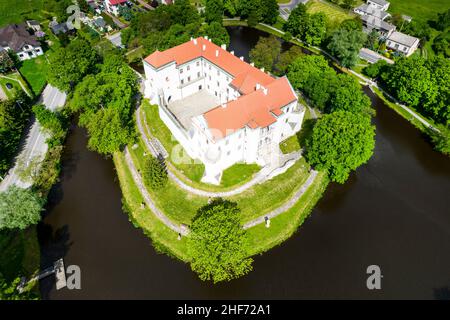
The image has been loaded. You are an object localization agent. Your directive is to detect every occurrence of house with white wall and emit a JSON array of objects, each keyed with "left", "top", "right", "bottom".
[
  {"left": 386, "top": 31, "right": 420, "bottom": 57},
  {"left": 0, "top": 24, "right": 43, "bottom": 61},
  {"left": 104, "top": 0, "right": 127, "bottom": 16},
  {"left": 143, "top": 37, "right": 304, "bottom": 184}
]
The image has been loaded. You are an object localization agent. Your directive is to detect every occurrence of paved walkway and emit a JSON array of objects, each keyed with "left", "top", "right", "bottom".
[
  {"left": 243, "top": 169, "right": 318, "bottom": 229},
  {"left": 124, "top": 147, "right": 188, "bottom": 235}
]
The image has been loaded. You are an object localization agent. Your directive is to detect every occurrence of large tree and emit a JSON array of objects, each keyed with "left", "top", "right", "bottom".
[
  {"left": 327, "top": 28, "right": 366, "bottom": 68},
  {"left": 274, "top": 45, "right": 303, "bottom": 76},
  {"left": 306, "top": 111, "right": 375, "bottom": 183},
  {"left": 71, "top": 55, "right": 138, "bottom": 155},
  {"left": 249, "top": 35, "right": 281, "bottom": 72},
  {"left": 47, "top": 39, "right": 99, "bottom": 91},
  {"left": 284, "top": 4, "right": 309, "bottom": 38},
  {"left": 260, "top": 0, "right": 279, "bottom": 25},
  {"left": 328, "top": 74, "right": 372, "bottom": 115},
  {"left": 187, "top": 199, "right": 253, "bottom": 283},
  {"left": 203, "top": 21, "right": 230, "bottom": 47},
  {"left": 287, "top": 55, "right": 332, "bottom": 90},
  {"left": 303, "top": 13, "right": 327, "bottom": 46},
  {"left": 0, "top": 186, "right": 43, "bottom": 230},
  {"left": 205, "top": 0, "right": 224, "bottom": 23},
  {"left": 381, "top": 56, "right": 438, "bottom": 108}
]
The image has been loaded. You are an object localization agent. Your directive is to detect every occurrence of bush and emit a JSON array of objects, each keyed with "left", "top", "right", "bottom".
[
  {"left": 362, "top": 60, "right": 388, "bottom": 79},
  {"left": 143, "top": 156, "right": 168, "bottom": 190}
]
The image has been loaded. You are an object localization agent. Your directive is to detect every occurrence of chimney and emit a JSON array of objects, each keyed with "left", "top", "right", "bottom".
[
  {"left": 205, "top": 35, "right": 209, "bottom": 40},
  {"left": 256, "top": 83, "right": 261, "bottom": 90},
  {"left": 263, "top": 88, "right": 268, "bottom": 95},
  {"left": 260, "top": 67, "right": 265, "bottom": 72},
  {"left": 215, "top": 49, "right": 219, "bottom": 57},
  {"left": 221, "top": 103, "right": 227, "bottom": 108},
  {"left": 193, "top": 38, "right": 197, "bottom": 45},
  {"left": 240, "top": 56, "right": 244, "bottom": 61},
  {"left": 221, "top": 44, "right": 226, "bottom": 50},
  {"left": 230, "top": 50, "right": 234, "bottom": 55},
  {"left": 202, "top": 44, "right": 206, "bottom": 51},
  {"left": 250, "top": 62, "right": 254, "bottom": 67}
]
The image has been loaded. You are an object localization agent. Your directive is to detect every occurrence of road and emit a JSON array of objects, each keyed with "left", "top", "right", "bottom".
[
  {"left": 106, "top": 32, "right": 124, "bottom": 48},
  {"left": 0, "top": 85, "right": 66, "bottom": 192}
]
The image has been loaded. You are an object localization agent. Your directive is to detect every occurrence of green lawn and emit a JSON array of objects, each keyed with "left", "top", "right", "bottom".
[
  {"left": 0, "top": 227, "right": 41, "bottom": 299},
  {"left": 19, "top": 55, "right": 48, "bottom": 95},
  {"left": 388, "top": 0, "right": 450, "bottom": 23},
  {"left": 0, "top": 0, "right": 46, "bottom": 27},
  {"left": 115, "top": 145, "right": 329, "bottom": 260},
  {"left": 0, "top": 77, "right": 22, "bottom": 99},
  {"left": 307, "top": 0, "right": 355, "bottom": 29},
  {"left": 221, "top": 163, "right": 261, "bottom": 188}
]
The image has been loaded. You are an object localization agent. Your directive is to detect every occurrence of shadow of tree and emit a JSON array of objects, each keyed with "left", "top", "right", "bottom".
[{"left": 37, "top": 224, "right": 72, "bottom": 300}]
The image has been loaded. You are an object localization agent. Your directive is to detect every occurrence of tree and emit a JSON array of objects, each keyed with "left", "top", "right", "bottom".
[
  {"left": 224, "top": 0, "right": 239, "bottom": 16},
  {"left": 432, "top": 31, "right": 450, "bottom": 58},
  {"left": 0, "top": 186, "right": 43, "bottom": 230},
  {"left": 327, "top": 28, "right": 366, "bottom": 68},
  {"left": 362, "top": 59, "right": 388, "bottom": 79},
  {"left": 342, "top": 0, "right": 357, "bottom": 9},
  {"left": 249, "top": 35, "right": 281, "bottom": 72},
  {"left": 303, "top": 13, "right": 327, "bottom": 45},
  {"left": 187, "top": 199, "right": 253, "bottom": 283},
  {"left": 365, "top": 29, "right": 380, "bottom": 51},
  {"left": 274, "top": 45, "right": 303, "bottom": 76},
  {"left": 143, "top": 156, "right": 168, "bottom": 190},
  {"left": 82, "top": 107, "right": 134, "bottom": 155},
  {"left": 71, "top": 55, "right": 138, "bottom": 155},
  {"left": 339, "top": 17, "right": 363, "bottom": 31},
  {"left": 32, "top": 105, "right": 66, "bottom": 144},
  {"left": 435, "top": 9, "right": 450, "bottom": 31},
  {"left": 119, "top": 5, "right": 134, "bottom": 21},
  {"left": 203, "top": 22, "right": 230, "bottom": 47},
  {"left": 429, "top": 126, "right": 450, "bottom": 156},
  {"left": 284, "top": 4, "right": 308, "bottom": 38},
  {"left": 306, "top": 111, "right": 375, "bottom": 183},
  {"left": 287, "top": 55, "right": 332, "bottom": 90},
  {"left": 47, "top": 38, "right": 99, "bottom": 91},
  {"left": 329, "top": 74, "right": 372, "bottom": 115},
  {"left": 0, "top": 275, "right": 37, "bottom": 300},
  {"left": 260, "top": 0, "right": 279, "bottom": 25},
  {"left": 205, "top": 0, "right": 224, "bottom": 23},
  {"left": 381, "top": 56, "right": 438, "bottom": 108}
]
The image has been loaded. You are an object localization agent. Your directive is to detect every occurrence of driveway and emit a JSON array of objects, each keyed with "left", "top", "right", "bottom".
[{"left": 106, "top": 32, "right": 124, "bottom": 48}]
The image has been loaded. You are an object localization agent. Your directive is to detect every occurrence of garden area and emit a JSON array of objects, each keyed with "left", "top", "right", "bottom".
[{"left": 19, "top": 55, "right": 48, "bottom": 96}]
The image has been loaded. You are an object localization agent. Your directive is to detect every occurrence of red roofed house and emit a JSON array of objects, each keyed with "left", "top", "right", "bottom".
[
  {"left": 104, "top": 0, "right": 127, "bottom": 16},
  {"left": 143, "top": 37, "right": 305, "bottom": 184}
]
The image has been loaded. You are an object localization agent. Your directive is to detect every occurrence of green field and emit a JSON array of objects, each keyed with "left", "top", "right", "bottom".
[
  {"left": 388, "top": 0, "right": 450, "bottom": 23},
  {"left": 0, "top": 0, "right": 46, "bottom": 28},
  {"left": 19, "top": 55, "right": 48, "bottom": 96},
  {"left": 307, "top": 0, "right": 355, "bottom": 28}
]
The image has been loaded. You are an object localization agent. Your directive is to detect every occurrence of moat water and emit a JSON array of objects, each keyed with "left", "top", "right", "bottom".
[{"left": 38, "top": 26, "right": 450, "bottom": 299}]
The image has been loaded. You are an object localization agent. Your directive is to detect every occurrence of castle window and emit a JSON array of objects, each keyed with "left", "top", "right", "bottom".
[
  {"left": 196, "top": 61, "right": 200, "bottom": 66},
  {"left": 180, "top": 68, "right": 183, "bottom": 74},
  {"left": 187, "top": 65, "right": 190, "bottom": 71}
]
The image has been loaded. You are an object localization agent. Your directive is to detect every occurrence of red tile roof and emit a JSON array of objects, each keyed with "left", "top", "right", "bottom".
[
  {"left": 144, "top": 37, "right": 297, "bottom": 140},
  {"left": 108, "top": 0, "right": 127, "bottom": 5}
]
